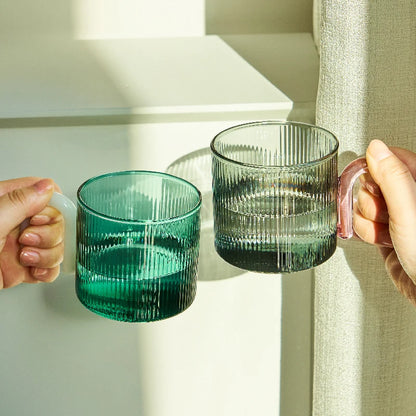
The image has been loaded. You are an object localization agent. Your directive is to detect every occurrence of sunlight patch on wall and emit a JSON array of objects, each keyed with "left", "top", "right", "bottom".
[{"left": 72, "top": 0, "right": 205, "bottom": 39}]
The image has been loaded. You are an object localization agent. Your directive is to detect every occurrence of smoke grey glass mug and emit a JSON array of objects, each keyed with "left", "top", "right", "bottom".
[
  {"left": 47, "top": 171, "right": 201, "bottom": 322},
  {"left": 210, "top": 121, "right": 368, "bottom": 274}
]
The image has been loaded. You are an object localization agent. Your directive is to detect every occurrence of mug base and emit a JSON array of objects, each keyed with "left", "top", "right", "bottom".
[
  {"left": 215, "top": 242, "right": 336, "bottom": 274},
  {"left": 75, "top": 278, "right": 197, "bottom": 323}
]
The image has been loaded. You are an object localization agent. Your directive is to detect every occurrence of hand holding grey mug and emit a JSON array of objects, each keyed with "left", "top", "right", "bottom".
[{"left": 210, "top": 121, "right": 367, "bottom": 273}]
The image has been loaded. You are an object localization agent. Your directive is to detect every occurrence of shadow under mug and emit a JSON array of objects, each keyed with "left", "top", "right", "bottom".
[
  {"left": 47, "top": 171, "right": 201, "bottom": 322},
  {"left": 210, "top": 120, "right": 368, "bottom": 274}
]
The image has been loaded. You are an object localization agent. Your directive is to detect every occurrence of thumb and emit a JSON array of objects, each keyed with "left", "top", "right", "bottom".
[
  {"left": 366, "top": 140, "right": 416, "bottom": 279},
  {"left": 0, "top": 178, "right": 55, "bottom": 239},
  {"left": 366, "top": 140, "right": 416, "bottom": 226}
]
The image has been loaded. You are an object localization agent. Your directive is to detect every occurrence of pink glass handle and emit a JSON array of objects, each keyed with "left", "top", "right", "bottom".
[{"left": 337, "top": 157, "right": 369, "bottom": 239}]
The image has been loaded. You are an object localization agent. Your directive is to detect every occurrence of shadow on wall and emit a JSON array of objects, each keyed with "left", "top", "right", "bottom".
[
  {"left": 219, "top": 33, "right": 319, "bottom": 124},
  {"left": 0, "top": 3, "right": 148, "bottom": 416},
  {"left": 0, "top": 0, "right": 74, "bottom": 38},
  {"left": 205, "top": 0, "right": 313, "bottom": 34},
  {"left": 166, "top": 148, "right": 245, "bottom": 281},
  {"left": 0, "top": 127, "right": 149, "bottom": 416}
]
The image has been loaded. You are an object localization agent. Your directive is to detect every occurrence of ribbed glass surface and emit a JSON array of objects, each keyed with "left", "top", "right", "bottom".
[
  {"left": 76, "top": 171, "right": 201, "bottom": 322},
  {"left": 211, "top": 121, "right": 338, "bottom": 273}
]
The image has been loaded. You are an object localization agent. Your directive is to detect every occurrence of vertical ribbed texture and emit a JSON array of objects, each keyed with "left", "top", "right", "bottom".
[
  {"left": 313, "top": 1, "right": 416, "bottom": 415},
  {"left": 76, "top": 172, "right": 200, "bottom": 322},
  {"left": 212, "top": 122, "right": 338, "bottom": 273}
]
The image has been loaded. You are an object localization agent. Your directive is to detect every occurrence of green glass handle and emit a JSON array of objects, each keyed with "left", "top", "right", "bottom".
[
  {"left": 20, "top": 192, "right": 76, "bottom": 274},
  {"left": 48, "top": 193, "right": 76, "bottom": 274}
]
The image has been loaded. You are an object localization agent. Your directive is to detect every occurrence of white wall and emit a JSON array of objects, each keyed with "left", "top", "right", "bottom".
[
  {"left": 0, "top": 122, "right": 282, "bottom": 416},
  {"left": 0, "top": 2, "right": 315, "bottom": 416},
  {"left": 0, "top": 0, "right": 312, "bottom": 39},
  {"left": 0, "top": 127, "right": 145, "bottom": 416},
  {"left": 72, "top": 0, "right": 206, "bottom": 39}
]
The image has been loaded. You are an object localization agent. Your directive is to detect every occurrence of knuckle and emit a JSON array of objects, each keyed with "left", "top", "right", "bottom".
[
  {"left": 53, "top": 223, "right": 65, "bottom": 246},
  {"left": 31, "top": 223, "right": 64, "bottom": 248},
  {"left": 357, "top": 226, "right": 372, "bottom": 243},
  {"left": 353, "top": 207, "right": 375, "bottom": 243},
  {"left": 356, "top": 190, "right": 370, "bottom": 218},
  {"left": 46, "top": 243, "right": 64, "bottom": 268},
  {"left": 7, "top": 188, "right": 27, "bottom": 207},
  {"left": 41, "top": 226, "right": 62, "bottom": 248}
]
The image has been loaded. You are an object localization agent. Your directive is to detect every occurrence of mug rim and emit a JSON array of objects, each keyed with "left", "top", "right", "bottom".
[
  {"left": 77, "top": 170, "right": 202, "bottom": 224},
  {"left": 210, "top": 120, "right": 339, "bottom": 169}
]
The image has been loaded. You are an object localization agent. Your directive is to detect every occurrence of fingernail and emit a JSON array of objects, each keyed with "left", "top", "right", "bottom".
[
  {"left": 20, "top": 250, "right": 40, "bottom": 266},
  {"left": 30, "top": 215, "right": 51, "bottom": 226},
  {"left": 368, "top": 140, "right": 393, "bottom": 162},
  {"left": 364, "top": 181, "right": 382, "bottom": 197},
  {"left": 32, "top": 268, "right": 48, "bottom": 277},
  {"left": 33, "top": 179, "right": 54, "bottom": 195},
  {"left": 19, "top": 232, "right": 41, "bottom": 246},
  {"left": 379, "top": 240, "right": 394, "bottom": 248}
]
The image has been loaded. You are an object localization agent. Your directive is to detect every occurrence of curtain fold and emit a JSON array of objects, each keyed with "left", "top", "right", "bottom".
[{"left": 313, "top": 1, "right": 416, "bottom": 415}]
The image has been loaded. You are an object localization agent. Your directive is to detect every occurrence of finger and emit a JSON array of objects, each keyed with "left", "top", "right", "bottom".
[
  {"left": 22, "top": 274, "right": 41, "bottom": 285},
  {"left": 0, "top": 177, "right": 62, "bottom": 196},
  {"left": 19, "top": 208, "right": 64, "bottom": 249},
  {"left": 0, "top": 177, "right": 40, "bottom": 196},
  {"left": 29, "top": 206, "right": 63, "bottom": 226},
  {"left": 353, "top": 203, "right": 392, "bottom": 246},
  {"left": 380, "top": 247, "right": 416, "bottom": 306},
  {"left": 29, "top": 266, "right": 61, "bottom": 283},
  {"left": 0, "top": 179, "right": 55, "bottom": 240},
  {"left": 20, "top": 243, "right": 64, "bottom": 269},
  {"left": 359, "top": 144, "right": 416, "bottom": 196},
  {"left": 356, "top": 187, "right": 389, "bottom": 224},
  {"left": 359, "top": 173, "right": 382, "bottom": 197},
  {"left": 389, "top": 146, "right": 416, "bottom": 180},
  {"left": 366, "top": 140, "right": 416, "bottom": 228},
  {"left": 366, "top": 140, "right": 416, "bottom": 276},
  {"left": 19, "top": 222, "right": 64, "bottom": 249}
]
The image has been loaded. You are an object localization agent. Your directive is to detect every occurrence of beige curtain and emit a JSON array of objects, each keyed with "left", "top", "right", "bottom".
[{"left": 313, "top": 1, "right": 416, "bottom": 415}]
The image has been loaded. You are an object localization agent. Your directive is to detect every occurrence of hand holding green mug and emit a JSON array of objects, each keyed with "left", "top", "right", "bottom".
[
  {"left": 47, "top": 171, "right": 201, "bottom": 323},
  {"left": 0, "top": 177, "right": 65, "bottom": 288}
]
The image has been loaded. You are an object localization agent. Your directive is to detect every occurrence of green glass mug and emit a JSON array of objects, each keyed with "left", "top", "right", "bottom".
[
  {"left": 47, "top": 171, "right": 201, "bottom": 322},
  {"left": 210, "top": 121, "right": 368, "bottom": 274}
]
